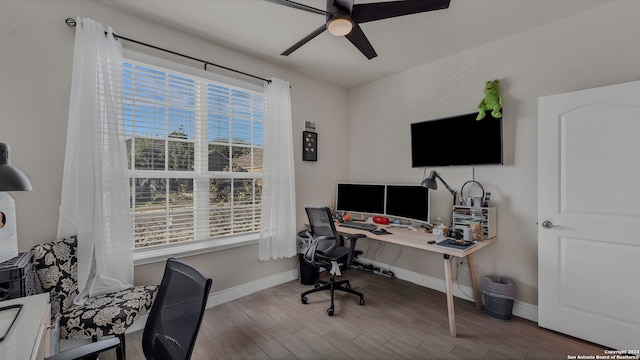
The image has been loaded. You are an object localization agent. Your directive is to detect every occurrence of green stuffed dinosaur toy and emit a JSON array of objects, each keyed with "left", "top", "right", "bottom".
[{"left": 477, "top": 79, "right": 503, "bottom": 120}]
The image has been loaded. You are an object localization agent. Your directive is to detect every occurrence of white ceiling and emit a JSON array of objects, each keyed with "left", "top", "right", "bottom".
[{"left": 96, "top": 0, "right": 614, "bottom": 88}]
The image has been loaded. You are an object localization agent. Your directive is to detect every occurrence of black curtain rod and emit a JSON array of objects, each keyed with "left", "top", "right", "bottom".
[{"left": 65, "top": 18, "right": 271, "bottom": 84}]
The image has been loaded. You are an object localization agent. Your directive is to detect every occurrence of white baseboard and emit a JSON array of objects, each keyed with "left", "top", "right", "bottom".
[
  {"left": 512, "top": 297, "right": 538, "bottom": 322},
  {"left": 127, "top": 258, "right": 538, "bottom": 334},
  {"left": 206, "top": 269, "right": 299, "bottom": 307}
]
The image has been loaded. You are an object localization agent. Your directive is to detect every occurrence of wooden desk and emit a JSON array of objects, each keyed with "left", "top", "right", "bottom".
[
  {"left": 337, "top": 224, "right": 496, "bottom": 337},
  {"left": 0, "top": 293, "right": 52, "bottom": 360}
]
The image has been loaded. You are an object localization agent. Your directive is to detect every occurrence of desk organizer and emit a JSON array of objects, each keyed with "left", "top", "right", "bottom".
[
  {"left": 452, "top": 206, "right": 497, "bottom": 239},
  {"left": 0, "top": 252, "right": 36, "bottom": 300}
]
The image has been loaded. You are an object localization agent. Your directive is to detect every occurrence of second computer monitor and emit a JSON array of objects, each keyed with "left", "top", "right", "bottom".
[{"left": 385, "top": 185, "right": 430, "bottom": 224}]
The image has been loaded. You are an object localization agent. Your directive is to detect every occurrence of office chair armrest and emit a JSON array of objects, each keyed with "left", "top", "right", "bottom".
[
  {"left": 45, "top": 337, "right": 121, "bottom": 360},
  {"left": 345, "top": 233, "right": 366, "bottom": 266},
  {"left": 313, "top": 235, "right": 339, "bottom": 255},
  {"left": 304, "top": 235, "right": 338, "bottom": 267}
]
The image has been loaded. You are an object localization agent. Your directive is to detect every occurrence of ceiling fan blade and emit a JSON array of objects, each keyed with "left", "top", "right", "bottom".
[
  {"left": 281, "top": 24, "right": 327, "bottom": 56},
  {"left": 263, "top": 0, "right": 328, "bottom": 16},
  {"left": 333, "top": 0, "right": 355, "bottom": 13},
  {"left": 344, "top": 24, "right": 377, "bottom": 60},
  {"left": 352, "top": 0, "right": 450, "bottom": 24}
]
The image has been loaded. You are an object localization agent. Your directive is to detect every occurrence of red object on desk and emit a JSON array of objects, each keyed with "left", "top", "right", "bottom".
[{"left": 372, "top": 216, "right": 389, "bottom": 225}]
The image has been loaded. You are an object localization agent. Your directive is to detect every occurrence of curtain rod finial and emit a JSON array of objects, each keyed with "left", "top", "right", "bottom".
[{"left": 66, "top": 17, "right": 77, "bottom": 27}]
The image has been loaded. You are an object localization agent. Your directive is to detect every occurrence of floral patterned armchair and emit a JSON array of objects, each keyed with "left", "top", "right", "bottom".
[{"left": 31, "top": 236, "right": 157, "bottom": 360}]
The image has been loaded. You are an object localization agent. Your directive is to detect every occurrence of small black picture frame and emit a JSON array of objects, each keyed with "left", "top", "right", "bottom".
[{"left": 303, "top": 131, "right": 317, "bottom": 162}]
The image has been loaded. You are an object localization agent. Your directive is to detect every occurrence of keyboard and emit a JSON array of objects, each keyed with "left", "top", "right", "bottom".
[{"left": 340, "top": 221, "right": 377, "bottom": 231}]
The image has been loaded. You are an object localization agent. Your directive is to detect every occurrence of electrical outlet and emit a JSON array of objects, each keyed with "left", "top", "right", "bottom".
[{"left": 457, "top": 260, "right": 470, "bottom": 272}]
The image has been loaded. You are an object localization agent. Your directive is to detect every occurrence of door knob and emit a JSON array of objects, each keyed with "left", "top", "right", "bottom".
[{"left": 541, "top": 220, "right": 558, "bottom": 229}]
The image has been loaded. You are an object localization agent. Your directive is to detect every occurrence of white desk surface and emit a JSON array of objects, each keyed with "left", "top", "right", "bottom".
[
  {"left": 0, "top": 293, "right": 49, "bottom": 360},
  {"left": 336, "top": 223, "right": 496, "bottom": 257},
  {"left": 337, "top": 222, "right": 496, "bottom": 337}
]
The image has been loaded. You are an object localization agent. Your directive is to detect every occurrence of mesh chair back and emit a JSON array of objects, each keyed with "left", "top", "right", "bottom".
[
  {"left": 142, "top": 258, "right": 212, "bottom": 360},
  {"left": 305, "top": 206, "right": 339, "bottom": 240}
]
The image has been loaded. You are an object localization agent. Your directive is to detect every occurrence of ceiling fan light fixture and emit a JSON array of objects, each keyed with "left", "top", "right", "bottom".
[
  {"left": 272, "top": 0, "right": 451, "bottom": 59},
  {"left": 327, "top": 17, "right": 353, "bottom": 36}
]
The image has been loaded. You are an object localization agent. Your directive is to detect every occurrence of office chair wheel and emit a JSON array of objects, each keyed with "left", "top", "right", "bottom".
[
  {"left": 327, "top": 306, "right": 334, "bottom": 316},
  {"left": 359, "top": 297, "right": 365, "bottom": 306},
  {"left": 301, "top": 296, "right": 308, "bottom": 304}
]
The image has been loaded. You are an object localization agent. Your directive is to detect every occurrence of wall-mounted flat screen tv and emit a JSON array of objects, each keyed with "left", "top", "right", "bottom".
[{"left": 411, "top": 113, "right": 503, "bottom": 167}]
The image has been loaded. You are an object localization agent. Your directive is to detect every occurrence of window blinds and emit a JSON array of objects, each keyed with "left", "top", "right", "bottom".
[{"left": 122, "top": 60, "right": 264, "bottom": 248}]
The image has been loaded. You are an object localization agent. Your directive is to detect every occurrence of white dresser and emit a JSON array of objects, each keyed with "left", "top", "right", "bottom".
[{"left": 0, "top": 293, "right": 52, "bottom": 360}]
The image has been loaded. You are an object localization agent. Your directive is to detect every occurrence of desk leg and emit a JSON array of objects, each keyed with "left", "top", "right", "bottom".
[
  {"left": 468, "top": 253, "right": 483, "bottom": 310},
  {"left": 443, "top": 254, "right": 456, "bottom": 337}
]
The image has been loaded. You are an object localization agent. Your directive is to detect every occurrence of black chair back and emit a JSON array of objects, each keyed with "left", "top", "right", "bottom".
[
  {"left": 305, "top": 206, "right": 341, "bottom": 240},
  {"left": 142, "top": 258, "right": 212, "bottom": 360}
]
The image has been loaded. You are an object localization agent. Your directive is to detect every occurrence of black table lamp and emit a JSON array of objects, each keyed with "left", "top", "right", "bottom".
[
  {"left": 421, "top": 170, "right": 456, "bottom": 225},
  {"left": 0, "top": 142, "right": 32, "bottom": 263},
  {"left": 0, "top": 143, "right": 32, "bottom": 191}
]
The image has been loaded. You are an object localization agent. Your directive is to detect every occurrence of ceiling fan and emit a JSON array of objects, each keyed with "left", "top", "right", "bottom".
[{"left": 264, "top": 0, "right": 451, "bottom": 60}]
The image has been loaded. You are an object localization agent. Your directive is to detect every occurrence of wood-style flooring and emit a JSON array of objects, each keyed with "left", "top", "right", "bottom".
[{"left": 98, "top": 270, "right": 606, "bottom": 359}]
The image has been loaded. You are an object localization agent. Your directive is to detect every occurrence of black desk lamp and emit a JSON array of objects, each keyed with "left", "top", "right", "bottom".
[
  {"left": 0, "top": 142, "right": 32, "bottom": 263},
  {"left": 0, "top": 143, "right": 32, "bottom": 191},
  {"left": 421, "top": 170, "right": 456, "bottom": 226}
]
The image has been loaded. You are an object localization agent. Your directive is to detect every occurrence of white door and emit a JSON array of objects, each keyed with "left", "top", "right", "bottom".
[{"left": 538, "top": 80, "right": 640, "bottom": 350}]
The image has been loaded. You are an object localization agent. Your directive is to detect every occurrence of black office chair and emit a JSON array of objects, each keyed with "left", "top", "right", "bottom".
[
  {"left": 46, "top": 257, "right": 213, "bottom": 360},
  {"left": 301, "top": 206, "right": 365, "bottom": 316}
]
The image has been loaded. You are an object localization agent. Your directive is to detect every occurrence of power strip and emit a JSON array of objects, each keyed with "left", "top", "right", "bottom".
[
  {"left": 373, "top": 268, "right": 394, "bottom": 278},
  {"left": 350, "top": 263, "right": 394, "bottom": 278}
]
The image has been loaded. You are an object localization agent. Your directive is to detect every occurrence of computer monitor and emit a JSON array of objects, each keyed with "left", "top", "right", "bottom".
[
  {"left": 385, "top": 185, "right": 430, "bottom": 223},
  {"left": 335, "top": 183, "right": 386, "bottom": 215}
]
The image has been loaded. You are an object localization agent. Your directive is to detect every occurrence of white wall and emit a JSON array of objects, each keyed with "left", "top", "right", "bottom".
[
  {"left": 347, "top": 0, "right": 640, "bottom": 305},
  {"left": 0, "top": 0, "right": 349, "bottom": 290}
]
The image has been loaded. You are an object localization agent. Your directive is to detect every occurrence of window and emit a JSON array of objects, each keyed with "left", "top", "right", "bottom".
[{"left": 122, "top": 55, "right": 264, "bottom": 252}]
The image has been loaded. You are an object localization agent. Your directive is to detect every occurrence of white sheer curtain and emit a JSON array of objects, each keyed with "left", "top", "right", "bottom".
[
  {"left": 58, "top": 17, "right": 133, "bottom": 304},
  {"left": 259, "top": 78, "right": 297, "bottom": 260}
]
